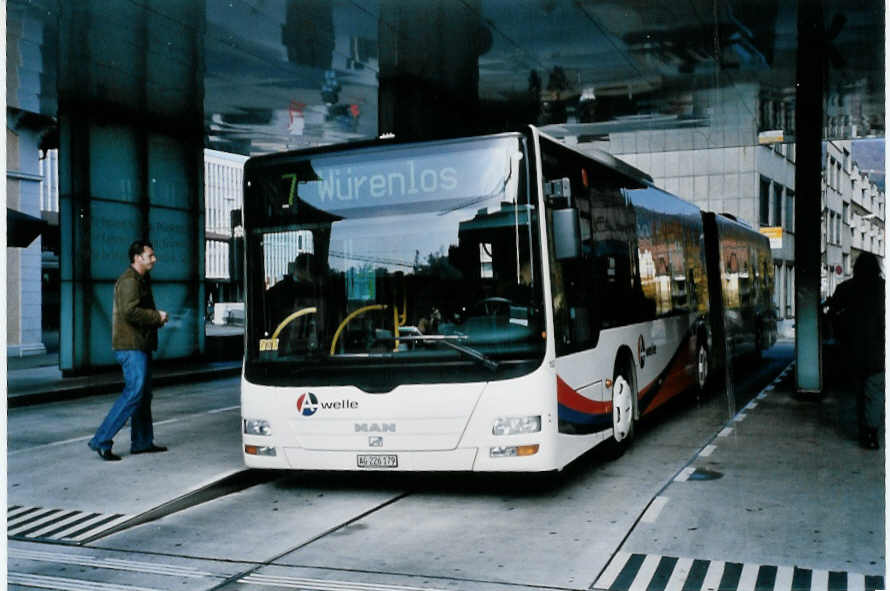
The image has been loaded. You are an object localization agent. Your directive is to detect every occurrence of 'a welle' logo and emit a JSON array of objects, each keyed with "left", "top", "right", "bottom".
[{"left": 297, "top": 393, "right": 359, "bottom": 417}]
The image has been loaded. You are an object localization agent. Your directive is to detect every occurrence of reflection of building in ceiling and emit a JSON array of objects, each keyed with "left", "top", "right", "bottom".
[{"left": 6, "top": 0, "right": 885, "bottom": 359}]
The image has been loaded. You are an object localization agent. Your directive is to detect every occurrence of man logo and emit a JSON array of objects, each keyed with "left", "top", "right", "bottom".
[{"left": 297, "top": 392, "right": 319, "bottom": 416}]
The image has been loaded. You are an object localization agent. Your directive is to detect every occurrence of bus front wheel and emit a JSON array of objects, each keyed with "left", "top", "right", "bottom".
[{"left": 606, "top": 372, "right": 636, "bottom": 458}]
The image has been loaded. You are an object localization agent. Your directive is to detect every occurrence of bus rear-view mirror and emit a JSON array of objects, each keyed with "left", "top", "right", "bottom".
[{"left": 553, "top": 208, "right": 581, "bottom": 260}]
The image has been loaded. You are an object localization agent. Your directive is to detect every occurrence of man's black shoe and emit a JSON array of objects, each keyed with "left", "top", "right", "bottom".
[
  {"left": 131, "top": 444, "right": 168, "bottom": 454},
  {"left": 97, "top": 448, "right": 122, "bottom": 461}
]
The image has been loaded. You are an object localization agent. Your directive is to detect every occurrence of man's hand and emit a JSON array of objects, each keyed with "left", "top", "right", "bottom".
[{"left": 159, "top": 310, "right": 169, "bottom": 324}]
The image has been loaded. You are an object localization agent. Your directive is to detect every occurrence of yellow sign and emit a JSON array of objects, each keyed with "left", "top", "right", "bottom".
[{"left": 760, "top": 226, "right": 783, "bottom": 249}]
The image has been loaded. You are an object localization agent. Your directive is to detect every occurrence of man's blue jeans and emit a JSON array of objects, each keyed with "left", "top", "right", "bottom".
[{"left": 88, "top": 350, "right": 154, "bottom": 452}]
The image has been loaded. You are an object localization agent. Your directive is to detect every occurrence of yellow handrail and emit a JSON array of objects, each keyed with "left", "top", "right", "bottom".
[
  {"left": 271, "top": 307, "right": 318, "bottom": 340},
  {"left": 329, "top": 304, "right": 388, "bottom": 355}
]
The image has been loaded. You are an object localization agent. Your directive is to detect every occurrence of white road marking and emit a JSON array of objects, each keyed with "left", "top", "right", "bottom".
[
  {"left": 595, "top": 551, "right": 632, "bottom": 589},
  {"left": 774, "top": 566, "right": 795, "bottom": 591},
  {"left": 848, "top": 572, "right": 866, "bottom": 591},
  {"left": 701, "top": 560, "right": 725, "bottom": 591},
  {"left": 737, "top": 562, "right": 760, "bottom": 591},
  {"left": 207, "top": 405, "right": 240, "bottom": 414},
  {"left": 239, "top": 573, "right": 450, "bottom": 591},
  {"left": 734, "top": 413, "right": 747, "bottom": 422},
  {"left": 641, "top": 496, "right": 670, "bottom": 523},
  {"left": 8, "top": 572, "right": 164, "bottom": 591},
  {"left": 675, "top": 467, "right": 696, "bottom": 482},
  {"left": 811, "top": 569, "right": 830, "bottom": 591},
  {"left": 718, "top": 427, "right": 734, "bottom": 437},
  {"left": 68, "top": 513, "right": 134, "bottom": 541},
  {"left": 699, "top": 444, "right": 717, "bottom": 457},
  {"left": 629, "top": 554, "right": 664, "bottom": 591},
  {"left": 664, "top": 557, "right": 695, "bottom": 591},
  {"left": 10, "top": 548, "right": 216, "bottom": 578}
]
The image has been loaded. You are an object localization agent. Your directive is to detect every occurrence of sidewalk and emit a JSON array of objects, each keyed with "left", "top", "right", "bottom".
[
  {"left": 6, "top": 326, "right": 244, "bottom": 407},
  {"left": 6, "top": 352, "right": 242, "bottom": 408}
]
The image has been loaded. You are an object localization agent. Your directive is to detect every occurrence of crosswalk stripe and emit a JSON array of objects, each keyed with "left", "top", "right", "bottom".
[
  {"left": 629, "top": 554, "right": 662, "bottom": 591},
  {"left": 775, "top": 566, "right": 795, "bottom": 591},
  {"left": 67, "top": 513, "right": 132, "bottom": 541},
  {"left": 8, "top": 509, "right": 64, "bottom": 534},
  {"left": 701, "top": 560, "right": 725, "bottom": 591},
  {"left": 16, "top": 510, "right": 81, "bottom": 537},
  {"left": 7, "top": 506, "right": 43, "bottom": 521},
  {"left": 593, "top": 555, "right": 884, "bottom": 591},
  {"left": 7, "top": 506, "right": 133, "bottom": 542},
  {"left": 812, "top": 569, "right": 830, "bottom": 591},
  {"left": 737, "top": 563, "right": 760, "bottom": 591},
  {"left": 596, "top": 551, "right": 633, "bottom": 589},
  {"left": 848, "top": 572, "right": 866, "bottom": 591},
  {"left": 664, "top": 557, "right": 694, "bottom": 591},
  {"left": 36, "top": 513, "right": 104, "bottom": 539}
]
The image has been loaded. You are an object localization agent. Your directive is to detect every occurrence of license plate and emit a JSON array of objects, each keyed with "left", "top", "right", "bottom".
[{"left": 356, "top": 454, "right": 398, "bottom": 468}]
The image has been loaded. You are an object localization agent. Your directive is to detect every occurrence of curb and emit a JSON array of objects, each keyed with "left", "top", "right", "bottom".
[{"left": 8, "top": 364, "right": 242, "bottom": 408}]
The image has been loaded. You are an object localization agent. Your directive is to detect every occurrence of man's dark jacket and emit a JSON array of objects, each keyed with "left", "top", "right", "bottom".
[{"left": 112, "top": 267, "right": 163, "bottom": 351}]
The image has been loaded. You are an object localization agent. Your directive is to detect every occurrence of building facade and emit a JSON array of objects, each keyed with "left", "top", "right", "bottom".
[{"left": 822, "top": 140, "right": 885, "bottom": 298}]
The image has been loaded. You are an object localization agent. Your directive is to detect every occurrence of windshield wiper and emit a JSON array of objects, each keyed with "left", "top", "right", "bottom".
[{"left": 439, "top": 339, "right": 499, "bottom": 371}]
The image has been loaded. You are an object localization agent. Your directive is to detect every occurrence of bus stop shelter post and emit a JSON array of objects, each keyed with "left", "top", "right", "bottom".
[{"left": 794, "top": 0, "right": 825, "bottom": 394}]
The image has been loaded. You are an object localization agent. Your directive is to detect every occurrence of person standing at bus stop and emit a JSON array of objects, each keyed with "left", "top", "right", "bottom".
[
  {"left": 88, "top": 240, "right": 170, "bottom": 461},
  {"left": 830, "top": 252, "right": 885, "bottom": 450}
]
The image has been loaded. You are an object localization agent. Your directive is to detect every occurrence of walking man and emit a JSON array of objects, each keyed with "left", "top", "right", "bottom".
[
  {"left": 830, "top": 252, "right": 885, "bottom": 449},
  {"left": 88, "top": 240, "right": 170, "bottom": 461}
]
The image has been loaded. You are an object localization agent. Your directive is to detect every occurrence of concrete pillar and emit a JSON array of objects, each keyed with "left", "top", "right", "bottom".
[
  {"left": 6, "top": 120, "right": 48, "bottom": 357},
  {"left": 794, "top": 0, "right": 824, "bottom": 392},
  {"left": 57, "top": 1, "right": 206, "bottom": 373}
]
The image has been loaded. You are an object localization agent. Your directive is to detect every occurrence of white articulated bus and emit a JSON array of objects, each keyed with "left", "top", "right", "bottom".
[{"left": 240, "top": 126, "right": 775, "bottom": 472}]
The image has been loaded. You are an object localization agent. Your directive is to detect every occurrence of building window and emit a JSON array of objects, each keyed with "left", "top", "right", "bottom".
[
  {"left": 785, "top": 190, "right": 794, "bottom": 232},
  {"left": 760, "top": 176, "right": 771, "bottom": 226},
  {"left": 772, "top": 184, "right": 783, "bottom": 227}
]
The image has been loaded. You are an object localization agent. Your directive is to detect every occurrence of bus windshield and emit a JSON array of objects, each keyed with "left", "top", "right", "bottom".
[{"left": 243, "top": 135, "right": 546, "bottom": 387}]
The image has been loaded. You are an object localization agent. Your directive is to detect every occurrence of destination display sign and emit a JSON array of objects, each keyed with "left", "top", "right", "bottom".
[{"left": 275, "top": 138, "right": 523, "bottom": 215}]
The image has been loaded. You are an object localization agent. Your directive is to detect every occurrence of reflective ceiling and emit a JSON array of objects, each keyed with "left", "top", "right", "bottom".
[{"left": 7, "top": 0, "right": 885, "bottom": 156}]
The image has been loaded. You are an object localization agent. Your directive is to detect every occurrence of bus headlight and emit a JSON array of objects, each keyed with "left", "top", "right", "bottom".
[
  {"left": 243, "top": 418, "right": 272, "bottom": 436},
  {"left": 492, "top": 415, "right": 541, "bottom": 436}
]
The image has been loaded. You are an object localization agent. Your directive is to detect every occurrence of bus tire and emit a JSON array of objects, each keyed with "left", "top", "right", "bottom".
[
  {"left": 605, "top": 366, "right": 636, "bottom": 458},
  {"left": 694, "top": 340, "right": 710, "bottom": 399}
]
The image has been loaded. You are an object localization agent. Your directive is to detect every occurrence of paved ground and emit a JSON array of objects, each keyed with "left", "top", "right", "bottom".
[{"left": 5, "top": 341, "right": 885, "bottom": 591}]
